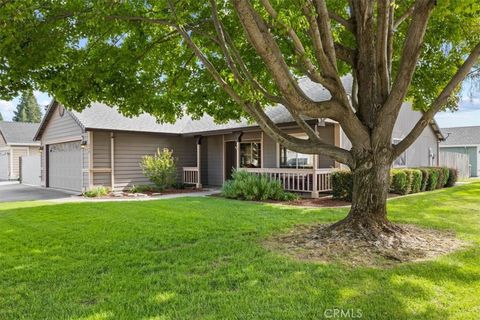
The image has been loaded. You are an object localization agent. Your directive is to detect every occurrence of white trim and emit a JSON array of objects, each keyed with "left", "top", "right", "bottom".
[
  {"left": 275, "top": 142, "right": 280, "bottom": 168},
  {"left": 440, "top": 144, "right": 479, "bottom": 148},
  {"left": 261, "top": 132, "right": 264, "bottom": 168},
  {"left": 9, "top": 147, "right": 13, "bottom": 179},
  {"left": 111, "top": 132, "right": 115, "bottom": 189},
  {"left": 88, "top": 131, "right": 93, "bottom": 189},
  {"left": 7, "top": 143, "right": 41, "bottom": 147},
  {"left": 43, "top": 136, "right": 83, "bottom": 145}
]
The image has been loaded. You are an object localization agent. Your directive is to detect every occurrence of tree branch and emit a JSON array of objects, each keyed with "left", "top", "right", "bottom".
[
  {"left": 232, "top": 0, "right": 342, "bottom": 118},
  {"left": 328, "top": 10, "right": 353, "bottom": 32},
  {"left": 394, "top": 42, "right": 480, "bottom": 157},
  {"left": 259, "top": 0, "right": 327, "bottom": 86},
  {"left": 394, "top": 4, "right": 415, "bottom": 30},
  {"left": 375, "top": 0, "right": 436, "bottom": 143}
]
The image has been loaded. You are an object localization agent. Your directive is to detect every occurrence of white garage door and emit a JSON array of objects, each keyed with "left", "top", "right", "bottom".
[
  {"left": 48, "top": 141, "right": 82, "bottom": 192},
  {"left": 0, "top": 151, "right": 9, "bottom": 180}
]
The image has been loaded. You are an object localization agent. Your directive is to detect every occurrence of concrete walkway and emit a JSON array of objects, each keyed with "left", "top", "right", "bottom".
[
  {"left": 0, "top": 182, "right": 219, "bottom": 203},
  {"left": 0, "top": 182, "right": 76, "bottom": 202}
]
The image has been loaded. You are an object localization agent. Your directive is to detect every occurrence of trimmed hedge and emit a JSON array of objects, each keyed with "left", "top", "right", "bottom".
[
  {"left": 332, "top": 167, "right": 455, "bottom": 200},
  {"left": 331, "top": 170, "right": 353, "bottom": 201},
  {"left": 446, "top": 168, "right": 458, "bottom": 187}
]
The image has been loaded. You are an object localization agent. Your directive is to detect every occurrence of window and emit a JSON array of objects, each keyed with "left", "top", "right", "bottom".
[
  {"left": 393, "top": 138, "right": 407, "bottom": 167},
  {"left": 279, "top": 147, "right": 315, "bottom": 169},
  {"left": 240, "top": 142, "right": 261, "bottom": 168}
]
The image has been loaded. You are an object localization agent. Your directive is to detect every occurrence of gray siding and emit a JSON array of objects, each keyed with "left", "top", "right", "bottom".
[
  {"left": 42, "top": 106, "right": 83, "bottom": 142},
  {"left": 263, "top": 133, "right": 277, "bottom": 168},
  {"left": 40, "top": 105, "right": 84, "bottom": 187},
  {"left": 200, "top": 138, "right": 209, "bottom": 185},
  {"left": 340, "top": 103, "right": 439, "bottom": 168},
  {"left": 93, "top": 131, "right": 111, "bottom": 168},
  {"left": 206, "top": 135, "right": 223, "bottom": 186},
  {"left": 393, "top": 102, "right": 438, "bottom": 167},
  {"left": 317, "top": 124, "right": 335, "bottom": 168},
  {"left": 112, "top": 131, "right": 196, "bottom": 190}
]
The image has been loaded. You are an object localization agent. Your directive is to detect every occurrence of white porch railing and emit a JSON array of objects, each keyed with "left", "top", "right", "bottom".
[
  {"left": 183, "top": 167, "right": 200, "bottom": 188},
  {"left": 243, "top": 167, "right": 333, "bottom": 197}
]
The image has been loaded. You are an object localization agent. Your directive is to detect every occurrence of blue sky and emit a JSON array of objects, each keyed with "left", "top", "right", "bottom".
[{"left": 1, "top": 88, "right": 479, "bottom": 128}]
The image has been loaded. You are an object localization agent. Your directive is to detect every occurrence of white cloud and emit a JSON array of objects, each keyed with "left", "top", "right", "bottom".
[
  {"left": 0, "top": 92, "right": 50, "bottom": 121},
  {"left": 0, "top": 99, "right": 16, "bottom": 121}
]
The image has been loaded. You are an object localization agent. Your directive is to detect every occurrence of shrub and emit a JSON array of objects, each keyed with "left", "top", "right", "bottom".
[
  {"left": 84, "top": 186, "right": 110, "bottom": 197},
  {"left": 129, "top": 184, "right": 161, "bottom": 193},
  {"left": 390, "top": 169, "right": 409, "bottom": 195},
  {"left": 446, "top": 168, "right": 458, "bottom": 187},
  {"left": 426, "top": 168, "right": 440, "bottom": 191},
  {"left": 221, "top": 169, "right": 299, "bottom": 201},
  {"left": 140, "top": 148, "right": 177, "bottom": 190},
  {"left": 405, "top": 169, "right": 422, "bottom": 194},
  {"left": 437, "top": 167, "right": 450, "bottom": 188},
  {"left": 331, "top": 170, "right": 353, "bottom": 201},
  {"left": 418, "top": 168, "right": 430, "bottom": 192}
]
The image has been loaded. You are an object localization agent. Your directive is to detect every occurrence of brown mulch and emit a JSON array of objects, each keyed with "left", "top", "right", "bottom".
[
  {"left": 272, "top": 196, "right": 351, "bottom": 208},
  {"left": 265, "top": 223, "right": 468, "bottom": 268}
]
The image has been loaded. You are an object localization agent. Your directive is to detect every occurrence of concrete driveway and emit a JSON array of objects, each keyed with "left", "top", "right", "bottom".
[{"left": 0, "top": 182, "right": 76, "bottom": 202}]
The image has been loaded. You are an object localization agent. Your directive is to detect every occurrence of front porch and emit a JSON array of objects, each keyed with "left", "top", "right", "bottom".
[{"left": 182, "top": 125, "right": 339, "bottom": 198}]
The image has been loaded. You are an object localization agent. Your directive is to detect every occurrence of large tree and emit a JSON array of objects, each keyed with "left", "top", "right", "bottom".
[
  {"left": 0, "top": 1, "right": 479, "bottom": 242},
  {"left": 12, "top": 91, "right": 42, "bottom": 123}
]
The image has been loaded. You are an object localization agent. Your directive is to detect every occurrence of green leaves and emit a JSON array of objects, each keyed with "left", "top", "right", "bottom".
[{"left": 0, "top": 0, "right": 478, "bottom": 122}]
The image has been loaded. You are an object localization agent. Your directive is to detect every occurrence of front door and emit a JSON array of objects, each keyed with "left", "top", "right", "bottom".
[{"left": 224, "top": 141, "right": 237, "bottom": 180}]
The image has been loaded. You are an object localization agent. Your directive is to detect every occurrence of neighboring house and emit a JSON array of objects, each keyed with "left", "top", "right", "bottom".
[
  {"left": 440, "top": 126, "right": 480, "bottom": 177},
  {"left": 0, "top": 121, "right": 41, "bottom": 180},
  {"left": 34, "top": 78, "right": 443, "bottom": 196}
]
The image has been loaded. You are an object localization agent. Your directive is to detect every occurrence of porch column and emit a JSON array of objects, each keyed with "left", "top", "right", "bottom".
[
  {"left": 312, "top": 154, "right": 319, "bottom": 198},
  {"left": 196, "top": 136, "right": 202, "bottom": 189},
  {"left": 110, "top": 132, "right": 115, "bottom": 190}
]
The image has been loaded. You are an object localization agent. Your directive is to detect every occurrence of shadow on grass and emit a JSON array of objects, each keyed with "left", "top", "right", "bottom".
[{"left": 0, "top": 184, "right": 479, "bottom": 319}]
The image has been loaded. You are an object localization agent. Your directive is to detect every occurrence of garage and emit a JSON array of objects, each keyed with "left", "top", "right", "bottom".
[
  {"left": 48, "top": 141, "right": 82, "bottom": 192},
  {"left": 0, "top": 151, "right": 9, "bottom": 180}
]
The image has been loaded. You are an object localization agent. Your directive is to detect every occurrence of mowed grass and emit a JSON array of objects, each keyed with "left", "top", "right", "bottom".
[{"left": 1, "top": 184, "right": 480, "bottom": 319}]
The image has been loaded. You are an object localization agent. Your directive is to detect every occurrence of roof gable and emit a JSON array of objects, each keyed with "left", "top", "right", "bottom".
[{"left": 0, "top": 121, "right": 40, "bottom": 145}]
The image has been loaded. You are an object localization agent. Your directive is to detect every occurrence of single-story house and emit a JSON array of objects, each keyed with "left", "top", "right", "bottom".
[
  {"left": 0, "top": 121, "right": 41, "bottom": 180},
  {"left": 440, "top": 126, "right": 480, "bottom": 177},
  {"left": 34, "top": 78, "right": 444, "bottom": 196}
]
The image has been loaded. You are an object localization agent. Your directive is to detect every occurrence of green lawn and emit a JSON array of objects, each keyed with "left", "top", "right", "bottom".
[{"left": 1, "top": 184, "right": 480, "bottom": 320}]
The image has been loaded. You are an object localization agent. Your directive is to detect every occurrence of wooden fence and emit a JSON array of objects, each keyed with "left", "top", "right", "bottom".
[{"left": 439, "top": 151, "right": 470, "bottom": 179}]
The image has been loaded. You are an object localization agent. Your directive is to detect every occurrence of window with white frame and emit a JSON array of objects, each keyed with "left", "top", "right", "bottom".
[
  {"left": 240, "top": 142, "right": 261, "bottom": 168},
  {"left": 393, "top": 138, "right": 407, "bottom": 167},
  {"left": 279, "top": 134, "right": 315, "bottom": 169}
]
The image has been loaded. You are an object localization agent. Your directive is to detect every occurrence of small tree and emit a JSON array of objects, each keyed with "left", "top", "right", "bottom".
[
  {"left": 13, "top": 91, "right": 42, "bottom": 123},
  {"left": 0, "top": 112, "right": 3, "bottom": 121},
  {"left": 140, "top": 148, "right": 177, "bottom": 190}
]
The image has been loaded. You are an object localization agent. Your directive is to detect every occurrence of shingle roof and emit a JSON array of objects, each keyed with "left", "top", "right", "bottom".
[
  {"left": 35, "top": 75, "right": 442, "bottom": 140},
  {"left": 69, "top": 76, "right": 349, "bottom": 135},
  {"left": 0, "top": 121, "right": 40, "bottom": 145},
  {"left": 440, "top": 126, "right": 480, "bottom": 146}
]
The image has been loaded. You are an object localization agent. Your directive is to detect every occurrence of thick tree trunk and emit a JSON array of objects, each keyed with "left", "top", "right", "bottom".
[{"left": 330, "top": 152, "right": 399, "bottom": 240}]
